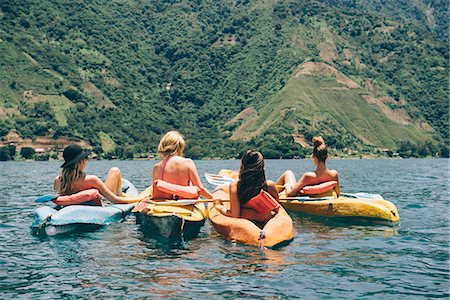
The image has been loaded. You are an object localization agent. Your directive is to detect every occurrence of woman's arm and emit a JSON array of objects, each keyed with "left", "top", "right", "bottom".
[
  {"left": 187, "top": 159, "right": 213, "bottom": 198},
  {"left": 266, "top": 180, "right": 279, "bottom": 201},
  {"left": 54, "top": 176, "right": 61, "bottom": 194},
  {"left": 331, "top": 170, "right": 340, "bottom": 196},
  {"left": 152, "top": 163, "right": 160, "bottom": 182},
  {"left": 214, "top": 183, "right": 240, "bottom": 218},
  {"left": 86, "top": 176, "right": 147, "bottom": 204},
  {"left": 286, "top": 173, "right": 315, "bottom": 197}
]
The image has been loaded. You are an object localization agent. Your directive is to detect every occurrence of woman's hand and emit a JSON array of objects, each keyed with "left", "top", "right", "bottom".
[
  {"left": 213, "top": 197, "right": 223, "bottom": 207},
  {"left": 139, "top": 194, "right": 151, "bottom": 202},
  {"left": 213, "top": 197, "right": 228, "bottom": 215}
]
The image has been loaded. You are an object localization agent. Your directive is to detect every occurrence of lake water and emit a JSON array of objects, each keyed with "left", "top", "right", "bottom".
[{"left": 0, "top": 159, "right": 448, "bottom": 299}]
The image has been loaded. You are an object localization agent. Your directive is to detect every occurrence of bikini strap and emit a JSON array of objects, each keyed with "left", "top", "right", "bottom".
[{"left": 160, "top": 156, "right": 171, "bottom": 180}]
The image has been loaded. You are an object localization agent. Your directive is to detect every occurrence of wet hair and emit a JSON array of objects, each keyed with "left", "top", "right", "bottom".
[
  {"left": 59, "top": 160, "right": 85, "bottom": 195},
  {"left": 158, "top": 131, "right": 186, "bottom": 157},
  {"left": 312, "top": 136, "right": 327, "bottom": 163},
  {"left": 237, "top": 150, "right": 267, "bottom": 205}
]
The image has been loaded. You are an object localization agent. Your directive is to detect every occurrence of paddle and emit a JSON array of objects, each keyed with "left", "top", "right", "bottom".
[
  {"left": 35, "top": 194, "right": 58, "bottom": 203},
  {"left": 341, "top": 192, "right": 384, "bottom": 200},
  {"left": 205, "top": 173, "right": 285, "bottom": 189},
  {"left": 149, "top": 199, "right": 230, "bottom": 206},
  {"left": 205, "top": 173, "right": 235, "bottom": 185},
  {"left": 134, "top": 195, "right": 337, "bottom": 209}
]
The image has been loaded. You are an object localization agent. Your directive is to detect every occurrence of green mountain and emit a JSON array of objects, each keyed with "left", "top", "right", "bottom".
[{"left": 0, "top": 0, "right": 448, "bottom": 159}]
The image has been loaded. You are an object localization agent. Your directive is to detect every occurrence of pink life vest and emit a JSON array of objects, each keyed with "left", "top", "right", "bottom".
[
  {"left": 152, "top": 156, "right": 200, "bottom": 200},
  {"left": 243, "top": 189, "right": 280, "bottom": 213},
  {"left": 53, "top": 189, "right": 103, "bottom": 206},
  {"left": 299, "top": 180, "right": 338, "bottom": 195}
]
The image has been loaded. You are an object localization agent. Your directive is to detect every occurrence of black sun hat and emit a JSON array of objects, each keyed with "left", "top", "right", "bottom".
[{"left": 60, "top": 145, "right": 89, "bottom": 168}]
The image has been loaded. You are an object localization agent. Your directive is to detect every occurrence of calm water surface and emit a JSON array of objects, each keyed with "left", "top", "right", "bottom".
[{"left": 0, "top": 159, "right": 448, "bottom": 299}]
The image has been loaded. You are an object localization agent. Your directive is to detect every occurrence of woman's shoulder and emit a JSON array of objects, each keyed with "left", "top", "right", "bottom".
[
  {"left": 83, "top": 174, "right": 101, "bottom": 184},
  {"left": 177, "top": 157, "right": 195, "bottom": 169},
  {"left": 327, "top": 169, "right": 339, "bottom": 178},
  {"left": 153, "top": 161, "right": 162, "bottom": 171},
  {"left": 266, "top": 180, "right": 277, "bottom": 188},
  {"left": 302, "top": 171, "right": 317, "bottom": 179},
  {"left": 265, "top": 180, "right": 278, "bottom": 197}
]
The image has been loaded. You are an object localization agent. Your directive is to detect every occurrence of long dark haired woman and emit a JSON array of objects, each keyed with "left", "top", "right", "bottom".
[{"left": 214, "top": 150, "right": 279, "bottom": 223}]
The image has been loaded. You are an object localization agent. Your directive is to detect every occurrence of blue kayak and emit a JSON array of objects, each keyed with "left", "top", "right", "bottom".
[{"left": 31, "top": 179, "right": 138, "bottom": 236}]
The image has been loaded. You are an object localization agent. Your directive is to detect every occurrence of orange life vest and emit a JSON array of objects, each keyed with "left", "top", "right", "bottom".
[
  {"left": 243, "top": 189, "right": 280, "bottom": 213},
  {"left": 53, "top": 189, "right": 103, "bottom": 206},
  {"left": 152, "top": 156, "right": 200, "bottom": 200},
  {"left": 298, "top": 180, "right": 337, "bottom": 195}
]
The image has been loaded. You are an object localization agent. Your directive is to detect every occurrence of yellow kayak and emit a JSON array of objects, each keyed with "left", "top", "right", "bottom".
[
  {"left": 133, "top": 186, "right": 208, "bottom": 239},
  {"left": 278, "top": 189, "right": 400, "bottom": 224}
]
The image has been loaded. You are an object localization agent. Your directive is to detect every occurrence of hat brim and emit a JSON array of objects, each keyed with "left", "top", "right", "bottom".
[{"left": 60, "top": 151, "right": 89, "bottom": 168}]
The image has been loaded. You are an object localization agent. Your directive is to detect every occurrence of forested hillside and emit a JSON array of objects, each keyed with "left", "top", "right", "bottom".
[{"left": 0, "top": 0, "right": 448, "bottom": 159}]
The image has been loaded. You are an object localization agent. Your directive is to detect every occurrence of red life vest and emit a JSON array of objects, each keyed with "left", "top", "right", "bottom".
[
  {"left": 243, "top": 189, "right": 280, "bottom": 213},
  {"left": 298, "top": 180, "right": 338, "bottom": 195},
  {"left": 152, "top": 156, "right": 200, "bottom": 200},
  {"left": 53, "top": 189, "right": 103, "bottom": 206}
]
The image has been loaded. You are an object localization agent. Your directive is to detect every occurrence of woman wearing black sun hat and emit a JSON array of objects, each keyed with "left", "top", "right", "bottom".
[{"left": 54, "top": 145, "right": 147, "bottom": 204}]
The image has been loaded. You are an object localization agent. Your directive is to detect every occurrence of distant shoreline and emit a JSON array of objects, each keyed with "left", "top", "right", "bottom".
[{"left": 1, "top": 156, "right": 446, "bottom": 163}]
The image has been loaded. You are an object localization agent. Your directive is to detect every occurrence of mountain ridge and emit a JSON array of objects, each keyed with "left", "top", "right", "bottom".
[{"left": 0, "top": 0, "right": 448, "bottom": 159}]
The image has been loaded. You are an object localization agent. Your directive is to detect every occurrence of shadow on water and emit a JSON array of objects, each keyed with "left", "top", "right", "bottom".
[
  {"left": 136, "top": 223, "right": 209, "bottom": 255},
  {"left": 31, "top": 224, "right": 105, "bottom": 238}
]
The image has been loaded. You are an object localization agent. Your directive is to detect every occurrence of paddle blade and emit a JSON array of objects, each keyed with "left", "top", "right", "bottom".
[
  {"left": 342, "top": 192, "right": 384, "bottom": 200},
  {"left": 35, "top": 195, "right": 58, "bottom": 203},
  {"left": 280, "top": 196, "right": 335, "bottom": 202},
  {"left": 132, "top": 200, "right": 150, "bottom": 213},
  {"left": 204, "top": 173, "right": 235, "bottom": 185}
]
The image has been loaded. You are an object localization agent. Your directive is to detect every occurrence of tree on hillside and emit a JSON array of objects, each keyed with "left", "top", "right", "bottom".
[
  {"left": 7, "top": 145, "right": 16, "bottom": 160},
  {"left": 20, "top": 147, "right": 35, "bottom": 159},
  {"left": 0, "top": 147, "right": 11, "bottom": 161}
]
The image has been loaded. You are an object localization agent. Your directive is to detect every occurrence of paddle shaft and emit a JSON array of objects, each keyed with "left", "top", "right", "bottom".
[{"left": 146, "top": 196, "right": 334, "bottom": 205}]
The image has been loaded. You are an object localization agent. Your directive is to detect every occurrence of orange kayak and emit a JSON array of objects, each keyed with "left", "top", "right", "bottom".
[{"left": 209, "top": 184, "right": 294, "bottom": 248}]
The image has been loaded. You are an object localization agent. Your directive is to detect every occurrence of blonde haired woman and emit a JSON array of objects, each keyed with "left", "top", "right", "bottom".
[
  {"left": 54, "top": 145, "right": 145, "bottom": 204},
  {"left": 276, "top": 136, "right": 340, "bottom": 196},
  {"left": 151, "top": 131, "right": 213, "bottom": 199}
]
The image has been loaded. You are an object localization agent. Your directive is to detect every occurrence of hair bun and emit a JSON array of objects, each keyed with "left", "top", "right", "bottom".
[{"left": 312, "top": 136, "right": 324, "bottom": 148}]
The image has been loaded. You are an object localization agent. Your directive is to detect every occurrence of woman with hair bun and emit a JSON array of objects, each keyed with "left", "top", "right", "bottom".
[
  {"left": 276, "top": 136, "right": 340, "bottom": 196},
  {"left": 214, "top": 150, "right": 280, "bottom": 223},
  {"left": 151, "top": 131, "right": 213, "bottom": 199}
]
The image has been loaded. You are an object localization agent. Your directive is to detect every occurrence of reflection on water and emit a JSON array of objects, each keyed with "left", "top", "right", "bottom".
[{"left": 0, "top": 159, "right": 448, "bottom": 298}]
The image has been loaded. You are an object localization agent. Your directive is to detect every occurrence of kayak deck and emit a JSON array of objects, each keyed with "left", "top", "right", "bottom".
[
  {"left": 135, "top": 200, "right": 208, "bottom": 239},
  {"left": 279, "top": 190, "right": 400, "bottom": 224}
]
